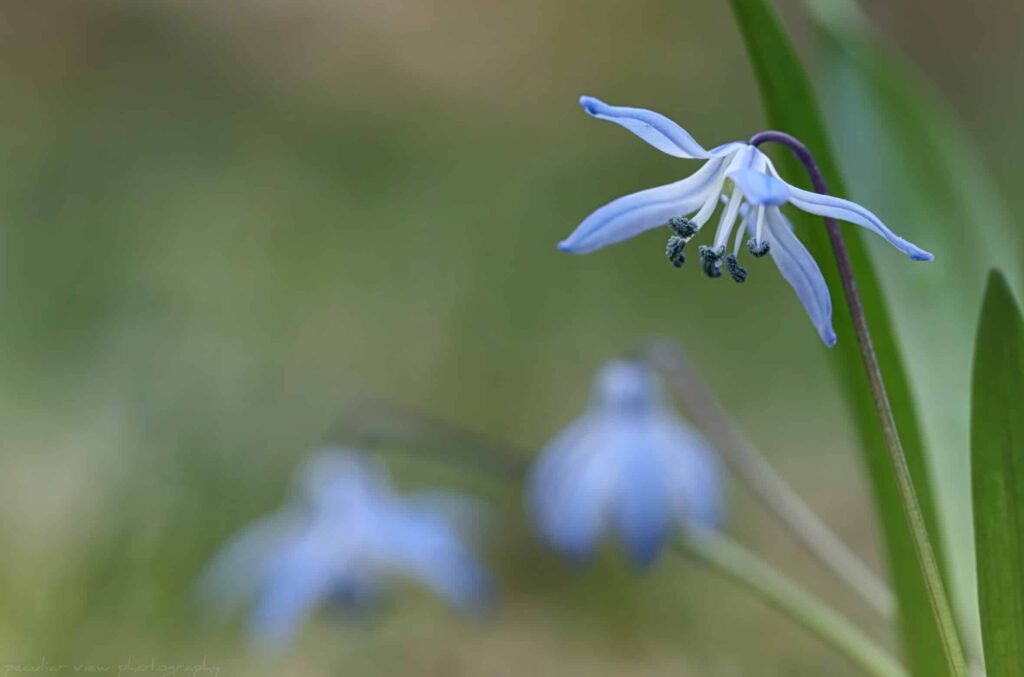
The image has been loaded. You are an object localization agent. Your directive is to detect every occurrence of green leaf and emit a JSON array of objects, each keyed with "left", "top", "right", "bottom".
[
  {"left": 803, "top": 0, "right": 1023, "bottom": 653},
  {"left": 971, "top": 270, "right": 1024, "bottom": 677},
  {"left": 728, "top": 1, "right": 949, "bottom": 675}
]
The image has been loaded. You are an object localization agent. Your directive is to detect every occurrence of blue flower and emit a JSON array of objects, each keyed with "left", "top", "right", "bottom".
[
  {"left": 559, "top": 96, "right": 935, "bottom": 347},
  {"left": 528, "top": 360, "right": 724, "bottom": 567},
  {"left": 197, "top": 450, "right": 493, "bottom": 650}
]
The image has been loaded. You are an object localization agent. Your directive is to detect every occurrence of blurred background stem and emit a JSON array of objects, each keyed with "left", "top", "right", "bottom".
[
  {"left": 679, "top": 529, "right": 906, "bottom": 677},
  {"left": 327, "top": 399, "right": 528, "bottom": 481},
  {"left": 641, "top": 339, "right": 895, "bottom": 617}
]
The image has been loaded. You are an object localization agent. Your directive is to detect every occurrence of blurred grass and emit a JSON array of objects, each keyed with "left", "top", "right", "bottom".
[{"left": 0, "top": 0, "right": 1018, "bottom": 675}]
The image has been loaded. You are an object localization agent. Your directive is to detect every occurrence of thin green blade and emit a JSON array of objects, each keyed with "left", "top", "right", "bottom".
[
  {"left": 805, "top": 0, "right": 1022, "bottom": 651},
  {"left": 972, "top": 270, "right": 1024, "bottom": 677},
  {"left": 728, "top": 1, "right": 948, "bottom": 674}
]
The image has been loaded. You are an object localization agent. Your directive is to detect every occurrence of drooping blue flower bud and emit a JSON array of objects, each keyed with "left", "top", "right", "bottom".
[
  {"left": 197, "top": 449, "right": 493, "bottom": 651},
  {"left": 528, "top": 361, "right": 725, "bottom": 568}
]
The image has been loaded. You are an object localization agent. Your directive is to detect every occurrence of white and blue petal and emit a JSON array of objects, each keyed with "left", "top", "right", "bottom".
[
  {"left": 195, "top": 511, "right": 299, "bottom": 627},
  {"left": 580, "top": 96, "right": 715, "bottom": 159},
  {"left": 536, "top": 424, "right": 618, "bottom": 561},
  {"left": 247, "top": 525, "right": 345, "bottom": 649},
  {"left": 760, "top": 207, "right": 837, "bottom": 347},
  {"left": 729, "top": 168, "right": 789, "bottom": 206},
  {"left": 527, "top": 416, "right": 594, "bottom": 540},
  {"left": 612, "top": 422, "right": 671, "bottom": 567},
  {"left": 653, "top": 417, "right": 725, "bottom": 529},
  {"left": 378, "top": 508, "right": 494, "bottom": 612},
  {"left": 782, "top": 181, "right": 934, "bottom": 261},
  {"left": 559, "top": 157, "right": 726, "bottom": 255}
]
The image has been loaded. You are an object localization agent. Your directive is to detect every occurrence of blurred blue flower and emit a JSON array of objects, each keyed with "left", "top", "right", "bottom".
[
  {"left": 559, "top": 96, "right": 935, "bottom": 347},
  {"left": 528, "top": 360, "right": 724, "bottom": 567},
  {"left": 197, "top": 449, "right": 493, "bottom": 650}
]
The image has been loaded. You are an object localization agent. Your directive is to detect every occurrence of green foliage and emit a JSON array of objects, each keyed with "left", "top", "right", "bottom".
[
  {"left": 806, "top": 0, "right": 1023, "bottom": 649},
  {"left": 971, "top": 271, "right": 1024, "bottom": 677},
  {"left": 728, "top": 1, "right": 948, "bottom": 674}
]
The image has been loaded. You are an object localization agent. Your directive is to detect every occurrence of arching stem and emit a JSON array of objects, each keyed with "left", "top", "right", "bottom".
[
  {"left": 326, "top": 398, "right": 528, "bottom": 481},
  {"left": 748, "top": 130, "right": 967, "bottom": 677}
]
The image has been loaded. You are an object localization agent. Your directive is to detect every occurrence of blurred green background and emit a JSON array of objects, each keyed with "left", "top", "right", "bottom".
[{"left": 0, "top": 0, "right": 1020, "bottom": 674}]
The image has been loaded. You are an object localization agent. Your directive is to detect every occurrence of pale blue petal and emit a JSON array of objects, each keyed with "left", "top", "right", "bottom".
[
  {"left": 785, "top": 184, "right": 934, "bottom": 261},
  {"left": 708, "top": 142, "right": 748, "bottom": 157},
  {"left": 529, "top": 417, "right": 615, "bottom": 561},
  {"left": 760, "top": 208, "right": 837, "bottom": 347},
  {"left": 195, "top": 512, "right": 296, "bottom": 623},
  {"left": 374, "top": 506, "right": 493, "bottom": 612},
  {"left": 528, "top": 416, "right": 592, "bottom": 538},
  {"left": 299, "top": 449, "right": 388, "bottom": 516},
  {"left": 247, "top": 527, "right": 341, "bottom": 650},
  {"left": 559, "top": 158, "right": 724, "bottom": 255},
  {"left": 729, "top": 168, "right": 789, "bottom": 206},
  {"left": 541, "top": 460, "right": 610, "bottom": 561},
  {"left": 646, "top": 416, "right": 725, "bottom": 529},
  {"left": 612, "top": 423, "right": 671, "bottom": 567},
  {"left": 662, "top": 419, "right": 725, "bottom": 529},
  {"left": 579, "top": 96, "right": 712, "bottom": 159},
  {"left": 193, "top": 512, "right": 296, "bottom": 622}
]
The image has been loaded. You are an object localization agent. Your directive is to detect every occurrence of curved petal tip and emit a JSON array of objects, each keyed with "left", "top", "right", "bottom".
[
  {"left": 910, "top": 248, "right": 934, "bottom": 262},
  {"left": 557, "top": 240, "right": 577, "bottom": 254},
  {"left": 822, "top": 329, "right": 838, "bottom": 348},
  {"left": 579, "top": 95, "right": 602, "bottom": 115}
]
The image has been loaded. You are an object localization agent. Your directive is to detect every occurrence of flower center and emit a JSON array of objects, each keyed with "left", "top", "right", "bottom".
[{"left": 662, "top": 171, "right": 771, "bottom": 281}]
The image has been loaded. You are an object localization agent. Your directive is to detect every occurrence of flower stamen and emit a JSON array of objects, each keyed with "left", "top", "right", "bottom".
[
  {"left": 732, "top": 219, "right": 747, "bottom": 256},
  {"left": 668, "top": 216, "right": 698, "bottom": 239},
  {"left": 747, "top": 239, "right": 771, "bottom": 258},
  {"left": 665, "top": 236, "right": 687, "bottom": 267},
  {"left": 665, "top": 216, "right": 698, "bottom": 268},
  {"left": 713, "top": 188, "right": 744, "bottom": 251},
  {"left": 725, "top": 253, "right": 748, "bottom": 283},
  {"left": 754, "top": 205, "right": 766, "bottom": 245},
  {"left": 691, "top": 163, "right": 731, "bottom": 228},
  {"left": 699, "top": 245, "right": 725, "bottom": 278}
]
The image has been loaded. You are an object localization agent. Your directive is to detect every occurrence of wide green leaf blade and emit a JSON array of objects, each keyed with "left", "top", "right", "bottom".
[
  {"left": 804, "top": 0, "right": 1023, "bottom": 652},
  {"left": 728, "top": 1, "right": 948, "bottom": 674},
  {"left": 972, "top": 270, "right": 1024, "bottom": 677}
]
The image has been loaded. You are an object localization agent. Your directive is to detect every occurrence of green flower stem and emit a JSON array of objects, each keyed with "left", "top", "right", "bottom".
[
  {"left": 642, "top": 339, "right": 894, "bottom": 617},
  {"left": 680, "top": 529, "right": 907, "bottom": 677},
  {"left": 749, "top": 130, "right": 968, "bottom": 677}
]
